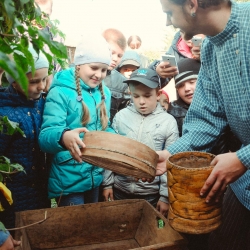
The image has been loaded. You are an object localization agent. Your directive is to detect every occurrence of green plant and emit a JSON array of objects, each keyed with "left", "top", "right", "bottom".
[
  {"left": 0, "top": 116, "right": 25, "bottom": 182},
  {"left": 0, "top": 0, "right": 68, "bottom": 94}
]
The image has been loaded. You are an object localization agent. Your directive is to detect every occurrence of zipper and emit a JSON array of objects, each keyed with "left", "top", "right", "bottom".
[{"left": 137, "top": 116, "right": 145, "bottom": 141}]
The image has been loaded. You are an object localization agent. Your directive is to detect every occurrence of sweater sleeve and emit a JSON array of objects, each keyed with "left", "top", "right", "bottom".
[{"left": 39, "top": 87, "right": 70, "bottom": 154}]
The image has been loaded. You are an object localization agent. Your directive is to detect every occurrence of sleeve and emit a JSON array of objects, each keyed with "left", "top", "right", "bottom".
[
  {"left": 164, "top": 116, "right": 179, "bottom": 150},
  {"left": 237, "top": 145, "right": 250, "bottom": 169},
  {"left": 0, "top": 229, "right": 10, "bottom": 246},
  {"left": 159, "top": 116, "right": 179, "bottom": 204},
  {"left": 38, "top": 87, "right": 70, "bottom": 154},
  {"left": 167, "top": 69, "right": 228, "bottom": 154},
  {"left": 103, "top": 84, "right": 116, "bottom": 134},
  {"left": 159, "top": 173, "right": 169, "bottom": 204}
]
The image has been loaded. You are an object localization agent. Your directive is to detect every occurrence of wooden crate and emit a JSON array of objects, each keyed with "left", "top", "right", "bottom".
[{"left": 15, "top": 199, "right": 187, "bottom": 250}]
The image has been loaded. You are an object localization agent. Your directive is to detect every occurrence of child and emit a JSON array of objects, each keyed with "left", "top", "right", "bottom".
[
  {"left": 102, "top": 28, "right": 128, "bottom": 122},
  {"left": 38, "top": 35, "right": 115, "bottom": 207},
  {"left": 117, "top": 50, "right": 141, "bottom": 79},
  {"left": 0, "top": 45, "right": 50, "bottom": 229},
  {"left": 107, "top": 50, "right": 141, "bottom": 115},
  {"left": 168, "top": 58, "right": 200, "bottom": 137},
  {"left": 159, "top": 89, "right": 170, "bottom": 110},
  {"left": 102, "top": 68, "right": 179, "bottom": 216}
]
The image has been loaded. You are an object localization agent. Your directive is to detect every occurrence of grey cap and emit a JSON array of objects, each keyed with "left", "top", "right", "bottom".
[{"left": 124, "top": 68, "right": 159, "bottom": 88}]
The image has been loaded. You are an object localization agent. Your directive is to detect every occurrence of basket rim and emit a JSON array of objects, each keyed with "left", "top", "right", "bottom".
[{"left": 167, "top": 151, "right": 215, "bottom": 170}]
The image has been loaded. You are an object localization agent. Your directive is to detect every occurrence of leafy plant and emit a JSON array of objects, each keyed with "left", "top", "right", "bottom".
[
  {"left": 0, "top": 0, "right": 68, "bottom": 94},
  {"left": 0, "top": 116, "right": 26, "bottom": 182}
]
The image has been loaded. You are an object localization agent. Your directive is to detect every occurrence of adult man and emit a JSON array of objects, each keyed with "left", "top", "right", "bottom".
[{"left": 156, "top": 0, "right": 250, "bottom": 249}]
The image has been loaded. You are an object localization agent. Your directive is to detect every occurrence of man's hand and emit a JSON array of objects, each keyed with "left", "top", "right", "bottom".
[
  {"left": 62, "top": 128, "right": 89, "bottom": 163},
  {"left": 200, "top": 152, "right": 247, "bottom": 203},
  {"left": 156, "top": 201, "right": 169, "bottom": 217},
  {"left": 156, "top": 61, "right": 178, "bottom": 79},
  {"left": 1, "top": 235, "right": 21, "bottom": 250},
  {"left": 141, "top": 150, "right": 171, "bottom": 182},
  {"left": 102, "top": 188, "right": 114, "bottom": 201},
  {"left": 156, "top": 150, "right": 171, "bottom": 176}
]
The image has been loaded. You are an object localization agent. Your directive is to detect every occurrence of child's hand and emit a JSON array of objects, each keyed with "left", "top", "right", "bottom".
[
  {"left": 156, "top": 201, "right": 169, "bottom": 217},
  {"left": 156, "top": 61, "right": 178, "bottom": 79},
  {"left": 62, "top": 128, "right": 89, "bottom": 163},
  {"left": 1, "top": 235, "right": 21, "bottom": 250},
  {"left": 191, "top": 45, "right": 201, "bottom": 61},
  {"left": 102, "top": 188, "right": 114, "bottom": 201}
]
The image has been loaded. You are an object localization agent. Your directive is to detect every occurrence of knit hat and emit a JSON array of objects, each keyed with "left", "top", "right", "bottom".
[
  {"left": 160, "top": 89, "right": 169, "bottom": 102},
  {"left": 74, "top": 35, "right": 111, "bottom": 66},
  {"left": 6, "top": 44, "right": 49, "bottom": 84},
  {"left": 174, "top": 58, "right": 201, "bottom": 88},
  {"left": 124, "top": 68, "right": 160, "bottom": 88}
]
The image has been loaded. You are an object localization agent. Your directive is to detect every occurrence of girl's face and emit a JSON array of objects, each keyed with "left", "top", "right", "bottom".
[
  {"left": 13, "top": 68, "right": 48, "bottom": 100},
  {"left": 108, "top": 41, "right": 124, "bottom": 70},
  {"left": 78, "top": 63, "right": 108, "bottom": 88}
]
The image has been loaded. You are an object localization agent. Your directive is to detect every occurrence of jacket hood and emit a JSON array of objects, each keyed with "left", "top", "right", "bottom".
[
  {"left": 51, "top": 67, "right": 101, "bottom": 93},
  {"left": 0, "top": 85, "right": 40, "bottom": 108}
]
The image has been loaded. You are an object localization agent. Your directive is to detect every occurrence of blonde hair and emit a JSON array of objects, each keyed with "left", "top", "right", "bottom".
[
  {"left": 75, "top": 66, "right": 108, "bottom": 130},
  {"left": 102, "top": 28, "right": 127, "bottom": 51}
]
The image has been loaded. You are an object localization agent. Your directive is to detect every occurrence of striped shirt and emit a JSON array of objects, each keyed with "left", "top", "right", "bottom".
[{"left": 167, "top": 1, "right": 250, "bottom": 209}]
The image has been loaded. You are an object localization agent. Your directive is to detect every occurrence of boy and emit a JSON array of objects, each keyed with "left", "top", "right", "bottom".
[
  {"left": 102, "top": 68, "right": 179, "bottom": 216},
  {"left": 159, "top": 89, "right": 170, "bottom": 110},
  {"left": 167, "top": 58, "right": 200, "bottom": 137},
  {"left": 102, "top": 28, "right": 127, "bottom": 122},
  {"left": 117, "top": 50, "right": 141, "bottom": 79}
]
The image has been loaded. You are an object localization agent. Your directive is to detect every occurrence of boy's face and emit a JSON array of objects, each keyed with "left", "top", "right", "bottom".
[
  {"left": 13, "top": 68, "right": 48, "bottom": 100},
  {"left": 129, "top": 83, "right": 160, "bottom": 115},
  {"left": 176, "top": 78, "right": 197, "bottom": 105},
  {"left": 159, "top": 93, "right": 169, "bottom": 110},
  {"left": 119, "top": 65, "right": 138, "bottom": 79},
  {"left": 108, "top": 41, "right": 124, "bottom": 71}
]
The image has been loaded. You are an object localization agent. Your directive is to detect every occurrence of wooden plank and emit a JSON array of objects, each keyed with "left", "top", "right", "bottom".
[
  {"left": 47, "top": 239, "right": 139, "bottom": 250},
  {"left": 135, "top": 202, "right": 187, "bottom": 248},
  {"left": 17, "top": 200, "right": 144, "bottom": 249}
]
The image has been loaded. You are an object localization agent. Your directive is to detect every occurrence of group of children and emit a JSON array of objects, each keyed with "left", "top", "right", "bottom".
[{"left": 0, "top": 26, "right": 204, "bottom": 248}]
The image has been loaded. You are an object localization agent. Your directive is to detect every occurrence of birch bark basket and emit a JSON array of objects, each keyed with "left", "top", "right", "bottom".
[{"left": 167, "top": 151, "right": 222, "bottom": 234}]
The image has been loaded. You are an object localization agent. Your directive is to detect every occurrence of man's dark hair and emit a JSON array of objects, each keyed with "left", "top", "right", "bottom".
[{"left": 170, "top": 0, "right": 230, "bottom": 9}]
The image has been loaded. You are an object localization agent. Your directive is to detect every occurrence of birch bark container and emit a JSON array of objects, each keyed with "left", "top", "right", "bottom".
[{"left": 167, "top": 151, "right": 222, "bottom": 234}]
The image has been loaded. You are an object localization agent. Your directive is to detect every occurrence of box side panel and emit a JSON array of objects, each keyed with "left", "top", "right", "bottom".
[
  {"left": 135, "top": 202, "right": 186, "bottom": 247},
  {"left": 17, "top": 200, "right": 144, "bottom": 249}
]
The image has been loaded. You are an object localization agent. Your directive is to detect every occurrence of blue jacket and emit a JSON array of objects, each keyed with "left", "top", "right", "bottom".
[
  {"left": 39, "top": 67, "right": 115, "bottom": 198},
  {"left": 0, "top": 85, "right": 50, "bottom": 229}
]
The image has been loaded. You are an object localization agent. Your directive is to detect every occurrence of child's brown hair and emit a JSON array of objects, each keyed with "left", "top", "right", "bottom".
[
  {"left": 102, "top": 28, "right": 127, "bottom": 51},
  {"left": 75, "top": 66, "right": 108, "bottom": 130}
]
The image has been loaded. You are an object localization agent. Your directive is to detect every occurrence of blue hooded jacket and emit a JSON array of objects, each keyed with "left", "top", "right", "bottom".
[
  {"left": 0, "top": 85, "right": 50, "bottom": 229},
  {"left": 39, "top": 67, "right": 115, "bottom": 198}
]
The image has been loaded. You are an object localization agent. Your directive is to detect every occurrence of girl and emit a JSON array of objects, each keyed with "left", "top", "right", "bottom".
[
  {"left": 39, "top": 35, "right": 115, "bottom": 207},
  {"left": 0, "top": 45, "right": 50, "bottom": 230}
]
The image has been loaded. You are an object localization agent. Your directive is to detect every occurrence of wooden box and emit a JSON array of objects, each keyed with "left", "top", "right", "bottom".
[{"left": 15, "top": 199, "right": 187, "bottom": 250}]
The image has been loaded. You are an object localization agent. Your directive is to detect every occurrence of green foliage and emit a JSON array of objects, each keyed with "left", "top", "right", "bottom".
[
  {"left": 0, "top": 116, "right": 26, "bottom": 182},
  {"left": 0, "top": 116, "right": 26, "bottom": 137},
  {"left": 0, "top": 221, "right": 7, "bottom": 232},
  {"left": 0, "top": 0, "right": 68, "bottom": 94}
]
